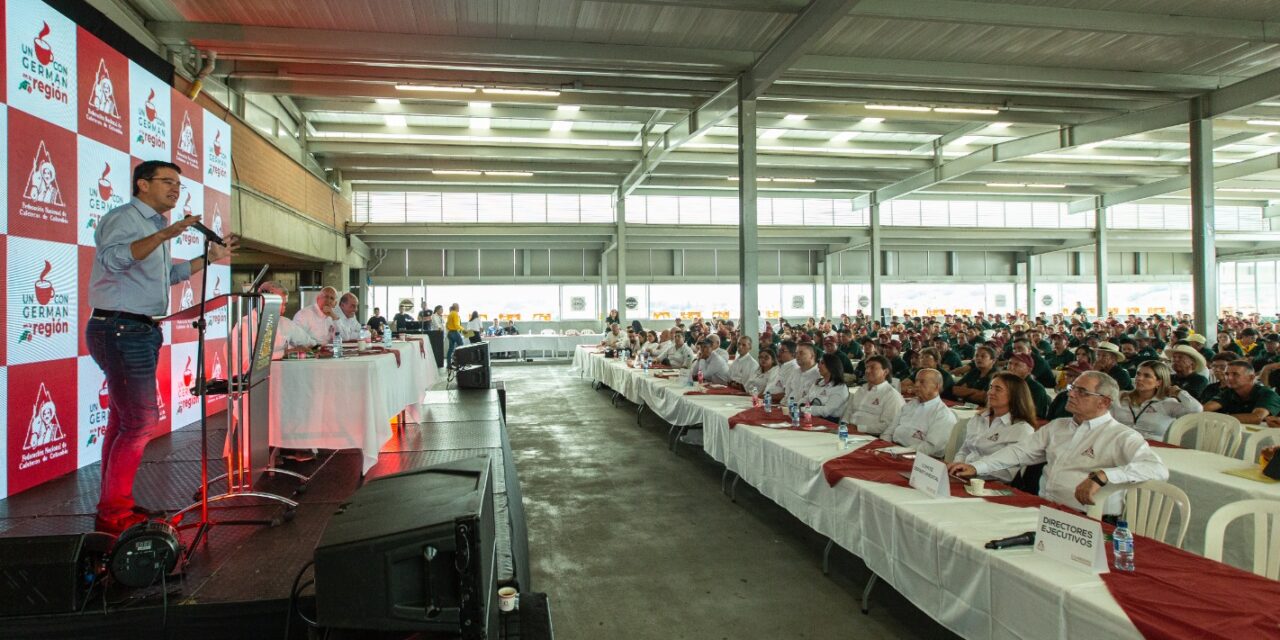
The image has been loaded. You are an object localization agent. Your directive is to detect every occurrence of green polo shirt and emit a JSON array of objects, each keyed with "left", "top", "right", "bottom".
[
  {"left": 1025, "top": 377, "right": 1052, "bottom": 419},
  {"left": 1045, "top": 349, "right": 1076, "bottom": 369},
  {"left": 1213, "top": 384, "right": 1280, "bottom": 417},
  {"left": 956, "top": 366, "right": 995, "bottom": 392},
  {"left": 1105, "top": 364, "right": 1134, "bottom": 391}
]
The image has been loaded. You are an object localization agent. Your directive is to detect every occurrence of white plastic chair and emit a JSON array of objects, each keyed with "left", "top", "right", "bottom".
[
  {"left": 1085, "top": 480, "right": 1191, "bottom": 548},
  {"left": 944, "top": 419, "right": 966, "bottom": 464},
  {"left": 1204, "top": 499, "right": 1280, "bottom": 579},
  {"left": 1241, "top": 428, "right": 1280, "bottom": 463},
  {"left": 1165, "top": 413, "right": 1244, "bottom": 457},
  {"left": 541, "top": 329, "right": 556, "bottom": 335}
]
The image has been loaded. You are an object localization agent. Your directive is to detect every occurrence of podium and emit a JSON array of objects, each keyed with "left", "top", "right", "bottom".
[{"left": 164, "top": 293, "right": 297, "bottom": 557}]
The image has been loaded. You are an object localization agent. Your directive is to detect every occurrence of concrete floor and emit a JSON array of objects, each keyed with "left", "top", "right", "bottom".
[{"left": 494, "top": 363, "right": 958, "bottom": 640}]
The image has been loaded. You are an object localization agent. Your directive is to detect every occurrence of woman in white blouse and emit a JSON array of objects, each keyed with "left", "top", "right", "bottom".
[
  {"left": 804, "top": 353, "right": 850, "bottom": 419},
  {"left": 745, "top": 348, "right": 780, "bottom": 398},
  {"left": 953, "top": 372, "right": 1036, "bottom": 483},
  {"left": 1110, "top": 360, "right": 1202, "bottom": 441},
  {"left": 641, "top": 330, "right": 664, "bottom": 358}
]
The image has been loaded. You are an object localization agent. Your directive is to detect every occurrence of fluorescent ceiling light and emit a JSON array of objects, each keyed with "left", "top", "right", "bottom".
[
  {"left": 557, "top": 105, "right": 581, "bottom": 113},
  {"left": 832, "top": 132, "right": 858, "bottom": 143},
  {"left": 989, "top": 122, "right": 1010, "bottom": 129},
  {"left": 470, "top": 117, "right": 491, "bottom": 130},
  {"left": 1221, "top": 187, "right": 1280, "bottom": 194},
  {"left": 1247, "top": 120, "right": 1280, "bottom": 127},
  {"left": 760, "top": 129, "right": 785, "bottom": 140},
  {"left": 484, "top": 171, "right": 534, "bottom": 177},
  {"left": 861, "top": 117, "right": 885, "bottom": 125},
  {"left": 771, "top": 177, "right": 816, "bottom": 183},
  {"left": 1080, "top": 142, "right": 1105, "bottom": 150},
  {"left": 1032, "top": 184, "right": 1067, "bottom": 189},
  {"left": 483, "top": 87, "right": 561, "bottom": 96},
  {"left": 432, "top": 170, "right": 482, "bottom": 176},
  {"left": 551, "top": 121, "right": 574, "bottom": 132},
  {"left": 727, "top": 177, "right": 773, "bottom": 182},
  {"left": 986, "top": 182, "right": 1066, "bottom": 189},
  {"left": 986, "top": 182, "right": 1025, "bottom": 188},
  {"left": 374, "top": 98, "right": 400, "bottom": 105},
  {"left": 952, "top": 136, "right": 979, "bottom": 146},
  {"left": 865, "top": 104, "right": 931, "bottom": 112},
  {"left": 935, "top": 107, "right": 1000, "bottom": 115},
  {"left": 384, "top": 114, "right": 407, "bottom": 127},
  {"left": 395, "top": 84, "right": 475, "bottom": 93},
  {"left": 783, "top": 113, "right": 807, "bottom": 121},
  {"left": 469, "top": 101, "right": 492, "bottom": 109}
]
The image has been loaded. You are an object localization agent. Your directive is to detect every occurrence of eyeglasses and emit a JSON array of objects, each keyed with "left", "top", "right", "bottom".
[
  {"left": 1066, "top": 384, "right": 1107, "bottom": 399},
  {"left": 145, "top": 178, "right": 184, "bottom": 190}
]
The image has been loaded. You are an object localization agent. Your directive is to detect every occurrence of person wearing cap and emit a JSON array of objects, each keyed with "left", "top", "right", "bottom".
[
  {"left": 1093, "top": 342, "right": 1134, "bottom": 391},
  {"left": 1132, "top": 330, "right": 1159, "bottom": 361},
  {"left": 931, "top": 336, "right": 963, "bottom": 371},
  {"left": 1111, "top": 360, "right": 1203, "bottom": 441},
  {"left": 1007, "top": 353, "right": 1052, "bottom": 419},
  {"left": 1045, "top": 333, "right": 1075, "bottom": 369},
  {"left": 688, "top": 337, "right": 731, "bottom": 385},
  {"left": 838, "top": 327, "right": 863, "bottom": 360},
  {"left": 1237, "top": 327, "right": 1262, "bottom": 357},
  {"left": 844, "top": 355, "right": 905, "bottom": 436},
  {"left": 1251, "top": 333, "right": 1280, "bottom": 375},
  {"left": 823, "top": 336, "right": 855, "bottom": 383},
  {"left": 1166, "top": 344, "right": 1210, "bottom": 400},
  {"left": 881, "top": 340, "right": 912, "bottom": 381},
  {"left": 880, "top": 369, "right": 954, "bottom": 456},
  {"left": 1204, "top": 359, "right": 1280, "bottom": 425},
  {"left": 853, "top": 337, "right": 879, "bottom": 382},
  {"left": 1011, "top": 337, "right": 1057, "bottom": 389},
  {"left": 1198, "top": 352, "right": 1236, "bottom": 404}
]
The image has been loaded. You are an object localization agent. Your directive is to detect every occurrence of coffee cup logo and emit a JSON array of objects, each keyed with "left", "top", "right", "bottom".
[
  {"left": 213, "top": 276, "right": 222, "bottom": 296},
  {"left": 97, "top": 163, "right": 113, "bottom": 201},
  {"left": 182, "top": 192, "right": 193, "bottom": 217},
  {"left": 182, "top": 356, "right": 193, "bottom": 386},
  {"left": 98, "top": 380, "right": 110, "bottom": 409},
  {"left": 144, "top": 88, "right": 157, "bottom": 121},
  {"left": 213, "top": 130, "right": 223, "bottom": 156},
  {"left": 34, "top": 260, "right": 54, "bottom": 305},
  {"left": 33, "top": 22, "right": 53, "bottom": 65}
]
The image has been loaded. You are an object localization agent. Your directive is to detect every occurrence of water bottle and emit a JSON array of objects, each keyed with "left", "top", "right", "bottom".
[
  {"left": 383, "top": 326, "right": 393, "bottom": 347},
  {"left": 838, "top": 420, "right": 849, "bottom": 450},
  {"left": 801, "top": 403, "right": 812, "bottom": 426},
  {"left": 697, "top": 369, "right": 705, "bottom": 385},
  {"left": 359, "top": 326, "right": 371, "bottom": 350},
  {"left": 332, "top": 332, "right": 343, "bottom": 359},
  {"left": 1112, "top": 521, "right": 1135, "bottom": 571},
  {"left": 789, "top": 396, "right": 799, "bottom": 427},
  {"left": 764, "top": 392, "right": 773, "bottom": 413},
  {"left": 751, "top": 385, "right": 760, "bottom": 408},
  {"left": 642, "top": 356, "right": 649, "bottom": 375}
]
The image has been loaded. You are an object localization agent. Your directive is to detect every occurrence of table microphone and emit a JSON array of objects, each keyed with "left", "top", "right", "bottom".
[
  {"left": 184, "top": 216, "right": 226, "bottom": 246},
  {"left": 984, "top": 531, "right": 1036, "bottom": 550}
]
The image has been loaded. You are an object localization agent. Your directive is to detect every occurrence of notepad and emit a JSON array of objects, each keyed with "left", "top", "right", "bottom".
[{"left": 1222, "top": 466, "right": 1280, "bottom": 484}]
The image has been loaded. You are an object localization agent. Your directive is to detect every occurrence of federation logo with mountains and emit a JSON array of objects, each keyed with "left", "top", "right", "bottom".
[
  {"left": 85, "top": 58, "right": 124, "bottom": 134},
  {"left": 20, "top": 382, "right": 70, "bottom": 471}
]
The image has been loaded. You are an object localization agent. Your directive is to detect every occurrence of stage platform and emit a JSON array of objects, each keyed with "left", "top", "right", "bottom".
[{"left": 0, "top": 388, "right": 542, "bottom": 640}]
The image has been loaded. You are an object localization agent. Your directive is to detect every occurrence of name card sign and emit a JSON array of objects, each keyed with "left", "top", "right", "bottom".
[
  {"left": 908, "top": 454, "right": 951, "bottom": 499},
  {"left": 1033, "top": 506, "right": 1108, "bottom": 573}
]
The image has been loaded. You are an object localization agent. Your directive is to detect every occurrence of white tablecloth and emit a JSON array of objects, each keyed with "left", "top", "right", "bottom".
[
  {"left": 268, "top": 341, "right": 436, "bottom": 473},
  {"left": 574, "top": 345, "right": 1159, "bottom": 639},
  {"left": 1160, "top": 447, "right": 1280, "bottom": 569},
  {"left": 486, "top": 334, "right": 600, "bottom": 356}
]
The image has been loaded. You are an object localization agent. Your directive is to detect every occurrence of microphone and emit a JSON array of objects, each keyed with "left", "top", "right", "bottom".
[
  {"left": 984, "top": 531, "right": 1036, "bottom": 550},
  {"left": 185, "top": 216, "right": 225, "bottom": 246}
]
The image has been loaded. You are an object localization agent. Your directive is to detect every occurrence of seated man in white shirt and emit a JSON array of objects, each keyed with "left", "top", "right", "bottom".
[
  {"left": 766, "top": 340, "right": 800, "bottom": 403},
  {"left": 881, "top": 369, "right": 956, "bottom": 457},
  {"left": 599, "top": 323, "right": 624, "bottom": 348},
  {"left": 727, "top": 335, "right": 759, "bottom": 389},
  {"left": 708, "top": 333, "right": 730, "bottom": 361},
  {"left": 689, "top": 338, "right": 732, "bottom": 385},
  {"left": 335, "top": 292, "right": 363, "bottom": 341},
  {"left": 649, "top": 329, "right": 673, "bottom": 361},
  {"left": 293, "top": 286, "right": 339, "bottom": 344},
  {"left": 948, "top": 371, "right": 1169, "bottom": 514},
  {"left": 783, "top": 342, "right": 822, "bottom": 403},
  {"left": 845, "top": 355, "right": 905, "bottom": 436},
  {"left": 663, "top": 332, "right": 696, "bottom": 368}
]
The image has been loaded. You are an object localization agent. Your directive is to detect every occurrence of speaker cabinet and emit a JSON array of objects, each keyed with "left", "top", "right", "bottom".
[{"left": 0, "top": 534, "right": 98, "bottom": 616}]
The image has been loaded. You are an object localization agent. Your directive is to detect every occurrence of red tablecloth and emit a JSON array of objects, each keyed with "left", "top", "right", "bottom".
[
  {"left": 1100, "top": 528, "right": 1280, "bottom": 639},
  {"left": 727, "top": 406, "right": 839, "bottom": 433},
  {"left": 628, "top": 362, "right": 678, "bottom": 371},
  {"left": 1145, "top": 439, "right": 1181, "bottom": 449},
  {"left": 685, "top": 386, "right": 749, "bottom": 396}
]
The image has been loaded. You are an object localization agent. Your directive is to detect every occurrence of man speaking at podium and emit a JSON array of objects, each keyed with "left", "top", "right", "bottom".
[{"left": 85, "top": 160, "right": 239, "bottom": 535}]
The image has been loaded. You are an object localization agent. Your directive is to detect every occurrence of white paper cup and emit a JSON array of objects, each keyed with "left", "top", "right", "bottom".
[
  {"left": 498, "top": 586, "right": 518, "bottom": 612},
  {"left": 970, "top": 478, "right": 986, "bottom": 493}
]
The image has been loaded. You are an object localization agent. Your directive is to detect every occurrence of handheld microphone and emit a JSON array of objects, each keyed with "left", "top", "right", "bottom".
[
  {"left": 185, "top": 216, "right": 225, "bottom": 246},
  {"left": 984, "top": 531, "right": 1036, "bottom": 550}
]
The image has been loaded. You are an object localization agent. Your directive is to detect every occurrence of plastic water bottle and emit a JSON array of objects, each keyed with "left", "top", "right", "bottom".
[
  {"left": 838, "top": 420, "right": 849, "bottom": 450},
  {"left": 751, "top": 385, "right": 760, "bottom": 408},
  {"left": 801, "top": 403, "right": 812, "bottom": 426},
  {"left": 789, "top": 396, "right": 799, "bottom": 427},
  {"left": 697, "top": 369, "right": 705, "bottom": 385},
  {"left": 332, "top": 332, "right": 343, "bottom": 359},
  {"left": 383, "top": 327, "right": 393, "bottom": 347},
  {"left": 359, "top": 326, "right": 371, "bottom": 350},
  {"left": 764, "top": 392, "right": 773, "bottom": 413},
  {"left": 642, "top": 356, "right": 649, "bottom": 375},
  {"left": 1112, "top": 521, "right": 1135, "bottom": 571}
]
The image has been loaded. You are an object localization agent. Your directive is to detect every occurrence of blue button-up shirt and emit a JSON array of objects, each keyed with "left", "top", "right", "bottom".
[{"left": 88, "top": 197, "right": 193, "bottom": 317}]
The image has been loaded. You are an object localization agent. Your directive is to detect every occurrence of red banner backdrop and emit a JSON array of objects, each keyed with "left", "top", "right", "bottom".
[{"left": 0, "top": 0, "right": 232, "bottom": 499}]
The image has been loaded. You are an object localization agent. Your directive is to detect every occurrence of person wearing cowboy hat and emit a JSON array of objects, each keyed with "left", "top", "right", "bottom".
[
  {"left": 1183, "top": 332, "right": 1214, "bottom": 361},
  {"left": 1166, "top": 344, "right": 1210, "bottom": 399},
  {"left": 1094, "top": 342, "right": 1134, "bottom": 391},
  {"left": 1132, "top": 330, "right": 1159, "bottom": 361}
]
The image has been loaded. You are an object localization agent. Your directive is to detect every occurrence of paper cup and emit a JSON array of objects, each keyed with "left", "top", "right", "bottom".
[
  {"left": 498, "top": 586, "right": 518, "bottom": 612},
  {"left": 970, "top": 478, "right": 986, "bottom": 493}
]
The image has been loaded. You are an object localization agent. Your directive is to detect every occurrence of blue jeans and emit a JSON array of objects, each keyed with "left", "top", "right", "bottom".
[
  {"left": 86, "top": 316, "right": 162, "bottom": 522},
  {"left": 446, "top": 330, "right": 465, "bottom": 365}
]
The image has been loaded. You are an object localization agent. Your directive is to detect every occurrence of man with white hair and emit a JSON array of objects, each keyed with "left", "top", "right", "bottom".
[
  {"left": 335, "top": 292, "right": 362, "bottom": 341},
  {"left": 949, "top": 371, "right": 1168, "bottom": 514},
  {"left": 727, "top": 335, "right": 759, "bottom": 389},
  {"left": 880, "top": 369, "right": 954, "bottom": 456},
  {"left": 294, "top": 286, "right": 340, "bottom": 344}
]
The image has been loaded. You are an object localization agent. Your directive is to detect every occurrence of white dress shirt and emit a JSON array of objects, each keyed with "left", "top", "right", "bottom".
[
  {"left": 601, "top": 331, "right": 624, "bottom": 348},
  {"left": 336, "top": 314, "right": 362, "bottom": 341},
  {"left": 728, "top": 352, "right": 758, "bottom": 386},
  {"left": 665, "top": 343, "right": 695, "bottom": 368},
  {"left": 953, "top": 411, "right": 1035, "bottom": 483},
  {"left": 881, "top": 396, "right": 956, "bottom": 457},
  {"left": 1109, "top": 390, "right": 1203, "bottom": 441},
  {"left": 784, "top": 364, "right": 822, "bottom": 403},
  {"left": 767, "top": 360, "right": 799, "bottom": 397},
  {"left": 643, "top": 341, "right": 666, "bottom": 358},
  {"left": 293, "top": 303, "right": 338, "bottom": 344},
  {"left": 803, "top": 379, "right": 850, "bottom": 419},
  {"left": 970, "top": 414, "right": 1169, "bottom": 514},
  {"left": 429, "top": 314, "right": 446, "bottom": 331},
  {"left": 236, "top": 314, "right": 317, "bottom": 371},
  {"left": 690, "top": 351, "right": 731, "bottom": 385},
  {"left": 845, "top": 381, "right": 905, "bottom": 435},
  {"left": 745, "top": 366, "right": 779, "bottom": 397}
]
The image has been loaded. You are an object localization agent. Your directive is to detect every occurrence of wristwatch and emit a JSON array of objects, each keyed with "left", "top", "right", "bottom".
[{"left": 1087, "top": 471, "right": 1108, "bottom": 487}]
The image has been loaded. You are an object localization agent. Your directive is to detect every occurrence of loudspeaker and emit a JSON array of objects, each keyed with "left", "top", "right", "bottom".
[
  {"left": 457, "top": 365, "right": 490, "bottom": 389},
  {"left": 454, "top": 342, "right": 489, "bottom": 368},
  {"left": 0, "top": 534, "right": 101, "bottom": 616},
  {"left": 315, "top": 457, "right": 498, "bottom": 638}
]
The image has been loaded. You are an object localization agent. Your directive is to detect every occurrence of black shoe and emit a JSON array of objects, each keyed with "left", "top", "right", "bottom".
[
  {"left": 132, "top": 505, "right": 167, "bottom": 518},
  {"left": 94, "top": 512, "right": 148, "bottom": 536}
]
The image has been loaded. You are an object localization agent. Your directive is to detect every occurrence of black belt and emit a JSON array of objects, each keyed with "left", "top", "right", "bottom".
[{"left": 92, "top": 308, "right": 157, "bottom": 326}]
